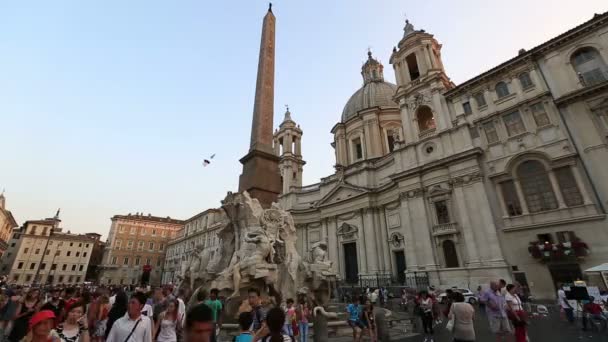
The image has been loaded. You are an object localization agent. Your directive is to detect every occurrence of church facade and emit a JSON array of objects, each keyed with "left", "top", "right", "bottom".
[{"left": 278, "top": 13, "right": 608, "bottom": 299}]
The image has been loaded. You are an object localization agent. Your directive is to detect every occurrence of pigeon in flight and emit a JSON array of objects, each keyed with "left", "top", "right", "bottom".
[{"left": 203, "top": 154, "right": 216, "bottom": 167}]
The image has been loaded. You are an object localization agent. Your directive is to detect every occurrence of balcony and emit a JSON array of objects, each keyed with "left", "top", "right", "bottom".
[
  {"left": 432, "top": 222, "right": 459, "bottom": 236},
  {"left": 419, "top": 127, "right": 436, "bottom": 139}
]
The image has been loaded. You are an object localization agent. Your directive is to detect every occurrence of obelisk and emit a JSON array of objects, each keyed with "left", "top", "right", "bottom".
[{"left": 238, "top": 4, "right": 282, "bottom": 208}]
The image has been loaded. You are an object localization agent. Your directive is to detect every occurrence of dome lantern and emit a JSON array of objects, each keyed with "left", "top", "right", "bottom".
[{"left": 361, "top": 50, "right": 385, "bottom": 84}]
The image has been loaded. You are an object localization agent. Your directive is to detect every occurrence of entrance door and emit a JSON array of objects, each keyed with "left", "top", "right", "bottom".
[
  {"left": 343, "top": 242, "right": 359, "bottom": 283},
  {"left": 394, "top": 250, "right": 406, "bottom": 284},
  {"left": 513, "top": 272, "right": 530, "bottom": 297},
  {"left": 548, "top": 263, "right": 583, "bottom": 289}
]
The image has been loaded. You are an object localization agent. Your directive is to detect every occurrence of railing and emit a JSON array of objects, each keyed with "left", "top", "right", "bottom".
[
  {"left": 432, "top": 222, "right": 459, "bottom": 236},
  {"left": 418, "top": 127, "right": 436, "bottom": 139},
  {"left": 404, "top": 271, "right": 430, "bottom": 291}
]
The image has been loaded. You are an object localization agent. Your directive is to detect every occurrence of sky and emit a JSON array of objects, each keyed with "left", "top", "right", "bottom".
[{"left": 1, "top": 0, "right": 606, "bottom": 238}]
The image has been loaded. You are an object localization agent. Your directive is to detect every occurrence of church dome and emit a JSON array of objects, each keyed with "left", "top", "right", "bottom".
[{"left": 341, "top": 51, "right": 398, "bottom": 122}]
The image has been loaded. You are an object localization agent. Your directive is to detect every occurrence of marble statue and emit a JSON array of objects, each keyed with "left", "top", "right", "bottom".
[{"left": 186, "top": 191, "right": 337, "bottom": 317}]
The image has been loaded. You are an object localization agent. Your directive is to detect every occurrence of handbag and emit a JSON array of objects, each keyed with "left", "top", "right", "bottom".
[{"left": 445, "top": 303, "right": 455, "bottom": 333}]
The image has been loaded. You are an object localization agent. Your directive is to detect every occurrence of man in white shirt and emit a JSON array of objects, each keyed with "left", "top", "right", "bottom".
[
  {"left": 557, "top": 284, "right": 575, "bottom": 323},
  {"left": 106, "top": 292, "right": 153, "bottom": 342}
]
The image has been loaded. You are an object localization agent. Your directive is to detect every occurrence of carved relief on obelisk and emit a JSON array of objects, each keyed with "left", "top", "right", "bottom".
[{"left": 238, "top": 4, "right": 282, "bottom": 208}]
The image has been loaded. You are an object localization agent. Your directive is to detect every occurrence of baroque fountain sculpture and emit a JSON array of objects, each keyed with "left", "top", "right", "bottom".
[{"left": 177, "top": 191, "right": 337, "bottom": 321}]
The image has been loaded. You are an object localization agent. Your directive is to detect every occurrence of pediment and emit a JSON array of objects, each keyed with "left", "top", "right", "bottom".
[{"left": 316, "top": 182, "right": 369, "bottom": 207}]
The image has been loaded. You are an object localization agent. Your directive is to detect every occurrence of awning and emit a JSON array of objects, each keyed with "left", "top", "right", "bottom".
[{"left": 584, "top": 263, "right": 608, "bottom": 272}]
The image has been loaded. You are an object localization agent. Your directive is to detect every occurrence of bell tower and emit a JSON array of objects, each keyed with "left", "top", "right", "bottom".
[{"left": 274, "top": 107, "right": 305, "bottom": 194}]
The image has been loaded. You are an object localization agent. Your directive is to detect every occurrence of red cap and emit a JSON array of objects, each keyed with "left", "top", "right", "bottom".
[{"left": 29, "top": 310, "right": 55, "bottom": 330}]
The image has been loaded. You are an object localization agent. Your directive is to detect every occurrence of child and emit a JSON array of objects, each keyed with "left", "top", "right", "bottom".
[{"left": 234, "top": 311, "right": 254, "bottom": 342}]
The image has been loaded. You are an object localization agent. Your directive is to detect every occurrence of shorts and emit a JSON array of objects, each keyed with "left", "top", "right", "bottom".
[
  {"left": 488, "top": 316, "right": 513, "bottom": 334},
  {"left": 348, "top": 320, "right": 365, "bottom": 330}
]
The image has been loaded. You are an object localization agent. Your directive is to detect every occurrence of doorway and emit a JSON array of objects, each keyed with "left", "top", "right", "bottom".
[
  {"left": 548, "top": 263, "right": 583, "bottom": 289},
  {"left": 394, "top": 250, "right": 406, "bottom": 284},
  {"left": 343, "top": 242, "right": 359, "bottom": 283}
]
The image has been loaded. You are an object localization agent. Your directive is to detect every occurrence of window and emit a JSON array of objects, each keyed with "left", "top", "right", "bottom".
[
  {"left": 138, "top": 241, "right": 144, "bottom": 250},
  {"left": 353, "top": 137, "right": 363, "bottom": 160},
  {"left": 556, "top": 231, "right": 576, "bottom": 243},
  {"left": 76, "top": 252, "right": 80, "bottom": 257},
  {"left": 83, "top": 252, "right": 87, "bottom": 257},
  {"left": 159, "top": 243, "right": 164, "bottom": 251},
  {"left": 387, "top": 132, "right": 396, "bottom": 152},
  {"left": 25, "top": 275, "right": 32, "bottom": 282},
  {"left": 149, "top": 242, "right": 154, "bottom": 250},
  {"left": 30, "top": 262, "right": 35, "bottom": 270},
  {"left": 10, "top": 243, "right": 15, "bottom": 247},
  {"left": 70, "top": 242, "right": 73, "bottom": 247},
  {"left": 530, "top": 103, "right": 550, "bottom": 127},
  {"left": 51, "top": 264, "right": 57, "bottom": 270},
  {"left": 111, "top": 257, "right": 117, "bottom": 265},
  {"left": 162, "top": 230, "right": 167, "bottom": 237},
  {"left": 71, "top": 265, "right": 76, "bottom": 271},
  {"left": 45, "top": 250, "right": 50, "bottom": 255},
  {"left": 76, "top": 276, "right": 80, "bottom": 283},
  {"left": 130, "top": 226, "right": 136, "bottom": 234},
  {"left": 79, "top": 243, "right": 82, "bottom": 247},
  {"left": 58, "top": 275, "right": 64, "bottom": 283},
  {"left": 24, "top": 248, "right": 29, "bottom": 254},
  {"left": 519, "top": 72, "right": 534, "bottom": 89},
  {"left": 115, "top": 240, "right": 121, "bottom": 250},
  {"left": 127, "top": 240, "right": 133, "bottom": 249},
  {"left": 35, "top": 249, "right": 40, "bottom": 254},
  {"left": 49, "top": 241, "right": 53, "bottom": 245},
  {"left": 58, "top": 241, "right": 63, "bottom": 246},
  {"left": 500, "top": 180, "right": 523, "bottom": 216},
  {"left": 571, "top": 47, "right": 607, "bottom": 86},
  {"left": 67, "top": 251, "right": 71, "bottom": 256},
  {"left": 119, "top": 225, "right": 125, "bottom": 232},
  {"left": 123, "top": 257, "right": 129, "bottom": 265},
  {"left": 62, "top": 264, "right": 67, "bottom": 271},
  {"left": 555, "top": 167, "right": 583, "bottom": 207},
  {"left": 17, "top": 262, "right": 23, "bottom": 269},
  {"left": 537, "top": 233, "right": 553, "bottom": 244},
  {"left": 85, "top": 244, "right": 89, "bottom": 248},
  {"left": 157, "top": 258, "right": 162, "bottom": 267},
  {"left": 135, "top": 257, "right": 140, "bottom": 266},
  {"left": 503, "top": 111, "right": 526, "bottom": 136},
  {"left": 416, "top": 106, "right": 436, "bottom": 132},
  {"left": 483, "top": 122, "right": 499, "bottom": 144},
  {"left": 442, "top": 240, "right": 459, "bottom": 268},
  {"left": 30, "top": 226, "right": 37, "bottom": 235},
  {"left": 146, "top": 258, "right": 151, "bottom": 265},
  {"left": 518, "top": 160, "right": 557, "bottom": 213},
  {"left": 406, "top": 53, "right": 420, "bottom": 80},
  {"left": 55, "top": 250, "right": 60, "bottom": 256},
  {"left": 495, "top": 82, "right": 510, "bottom": 98},
  {"left": 79, "top": 265, "right": 83, "bottom": 271},
  {"left": 152, "top": 229, "right": 156, "bottom": 236},
  {"left": 68, "top": 276, "right": 73, "bottom": 283},
  {"left": 40, "top": 263, "right": 46, "bottom": 270},
  {"left": 42, "top": 227, "right": 48, "bottom": 235},
  {"left": 434, "top": 200, "right": 450, "bottom": 224},
  {"left": 462, "top": 101, "right": 472, "bottom": 115}
]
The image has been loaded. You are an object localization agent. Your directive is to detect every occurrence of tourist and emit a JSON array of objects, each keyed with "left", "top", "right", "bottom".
[
  {"left": 417, "top": 290, "right": 434, "bottom": 342},
  {"left": 91, "top": 295, "right": 110, "bottom": 342},
  {"left": 248, "top": 288, "right": 266, "bottom": 333},
  {"left": 105, "top": 292, "right": 152, "bottom": 342},
  {"left": 204, "top": 288, "right": 223, "bottom": 339},
  {"left": 505, "top": 284, "right": 527, "bottom": 342},
  {"left": 50, "top": 301, "right": 89, "bottom": 342},
  {"left": 23, "top": 310, "right": 56, "bottom": 342},
  {"left": 258, "top": 307, "right": 292, "bottom": 342},
  {"left": 283, "top": 299, "right": 296, "bottom": 337},
  {"left": 480, "top": 281, "right": 512, "bottom": 342},
  {"left": 296, "top": 300, "right": 309, "bottom": 342},
  {"left": 40, "top": 289, "right": 65, "bottom": 326},
  {"left": 362, "top": 300, "right": 376, "bottom": 342},
  {"left": 499, "top": 280, "right": 507, "bottom": 297},
  {"left": 346, "top": 295, "right": 363, "bottom": 342},
  {"left": 176, "top": 289, "right": 187, "bottom": 327},
  {"left": 557, "top": 284, "right": 574, "bottom": 324},
  {"left": 104, "top": 291, "right": 127, "bottom": 340},
  {"left": 153, "top": 287, "right": 168, "bottom": 324},
  {"left": 448, "top": 292, "right": 475, "bottom": 342},
  {"left": 8, "top": 287, "right": 42, "bottom": 342},
  {"left": 235, "top": 312, "right": 254, "bottom": 342},
  {"left": 184, "top": 304, "right": 215, "bottom": 342},
  {"left": 475, "top": 286, "right": 485, "bottom": 312},
  {"left": 400, "top": 289, "right": 408, "bottom": 309},
  {"left": 0, "top": 288, "right": 20, "bottom": 340},
  {"left": 154, "top": 298, "right": 181, "bottom": 342},
  {"left": 582, "top": 296, "right": 606, "bottom": 331},
  {"left": 369, "top": 290, "right": 378, "bottom": 305}
]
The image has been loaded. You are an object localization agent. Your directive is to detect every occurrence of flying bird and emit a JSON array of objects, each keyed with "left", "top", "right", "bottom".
[{"left": 203, "top": 154, "right": 216, "bottom": 167}]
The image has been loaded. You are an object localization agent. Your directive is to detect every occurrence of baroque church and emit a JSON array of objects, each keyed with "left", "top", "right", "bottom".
[{"left": 275, "top": 14, "right": 608, "bottom": 299}]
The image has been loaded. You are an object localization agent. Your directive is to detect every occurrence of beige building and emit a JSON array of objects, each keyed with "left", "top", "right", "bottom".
[
  {"left": 276, "top": 13, "right": 608, "bottom": 299},
  {"left": 1, "top": 213, "right": 97, "bottom": 285},
  {"left": 0, "top": 192, "right": 18, "bottom": 257},
  {"left": 100, "top": 213, "right": 183, "bottom": 286},
  {"left": 162, "top": 209, "right": 223, "bottom": 285}
]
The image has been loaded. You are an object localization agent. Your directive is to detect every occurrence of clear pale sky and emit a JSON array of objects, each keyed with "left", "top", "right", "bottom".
[{"left": 1, "top": 0, "right": 606, "bottom": 238}]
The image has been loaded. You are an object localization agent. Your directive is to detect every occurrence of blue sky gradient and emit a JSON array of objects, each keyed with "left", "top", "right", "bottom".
[{"left": 1, "top": 0, "right": 606, "bottom": 237}]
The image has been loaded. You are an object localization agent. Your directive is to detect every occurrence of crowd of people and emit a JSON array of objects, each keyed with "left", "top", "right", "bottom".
[{"left": 0, "top": 284, "right": 315, "bottom": 342}]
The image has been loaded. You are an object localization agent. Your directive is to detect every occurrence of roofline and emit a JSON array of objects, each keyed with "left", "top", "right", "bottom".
[
  {"left": 444, "top": 11, "right": 608, "bottom": 98},
  {"left": 111, "top": 214, "right": 184, "bottom": 225},
  {"left": 185, "top": 208, "right": 222, "bottom": 223}
]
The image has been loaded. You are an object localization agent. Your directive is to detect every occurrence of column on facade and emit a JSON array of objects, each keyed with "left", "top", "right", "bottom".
[
  {"left": 363, "top": 121, "right": 374, "bottom": 159},
  {"left": 426, "top": 45, "right": 437, "bottom": 69},
  {"left": 370, "top": 120, "right": 383, "bottom": 156},
  {"left": 423, "top": 45, "right": 433, "bottom": 71},
  {"left": 415, "top": 50, "right": 428, "bottom": 75},
  {"left": 282, "top": 164, "right": 293, "bottom": 194},
  {"left": 284, "top": 133, "right": 293, "bottom": 154},
  {"left": 471, "top": 181, "right": 507, "bottom": 264},
  {"left": 327, "top": 217, "right": 339, "bottom": 274},
  {"left": 274, "top": 137, "right": 280, "bottom": 155},
  {"left": 363, "top": 208, "right": 378, "bottom": 272},
  {"left": 408, "top": 195, "right": 437, "bottom": 269},
  {"left": 495, "top": 182, "right": 510, "bottom": 217},
  {"left": 548, "top": 170, "right": 567, "bottom": 208},
  {"left": 399, "top": 105, "right": 414, "bottom": 144},
  {"left": 376, "top": 207, "right": 392, "bottom": 272},
  {"left": 452, "top": 185, "right": 481, "bottom": 266},
  {"left": 294, "top": 135, "right": 302, "bottom": 156},
  {"left": 398, "top": 196, "right": 418, "bottom": 269},
  {"left": 513, "top": 179, "right": 530, "bottom": 214},
  {"left": 432, "top": 92, "right": 448, "bottom": 130},
  {"left": 358, "top": 211, "right": 369, "bottom": 273},
  {"left": 570, "top": 164, "right": 593, "bottom": 204}
]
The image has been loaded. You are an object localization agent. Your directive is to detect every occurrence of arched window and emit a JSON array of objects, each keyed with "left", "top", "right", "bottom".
[
  {"left": 442, "top": 240, "right": 459, "bottom": 268},
  {"left": 571, "top": 47, "right": 606, "bottom": 86},
  {"left": 518, "top": 72, "right": 534, "bottom": 89},
  {"left": 517, "top": 160, "right": 557, "bottom": 213},
  {"left": 495, "top": 82, "right": 510, "bottom": 98},
  {"left": 416, "top": 106, "right": 436, "bottom": 132}
]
